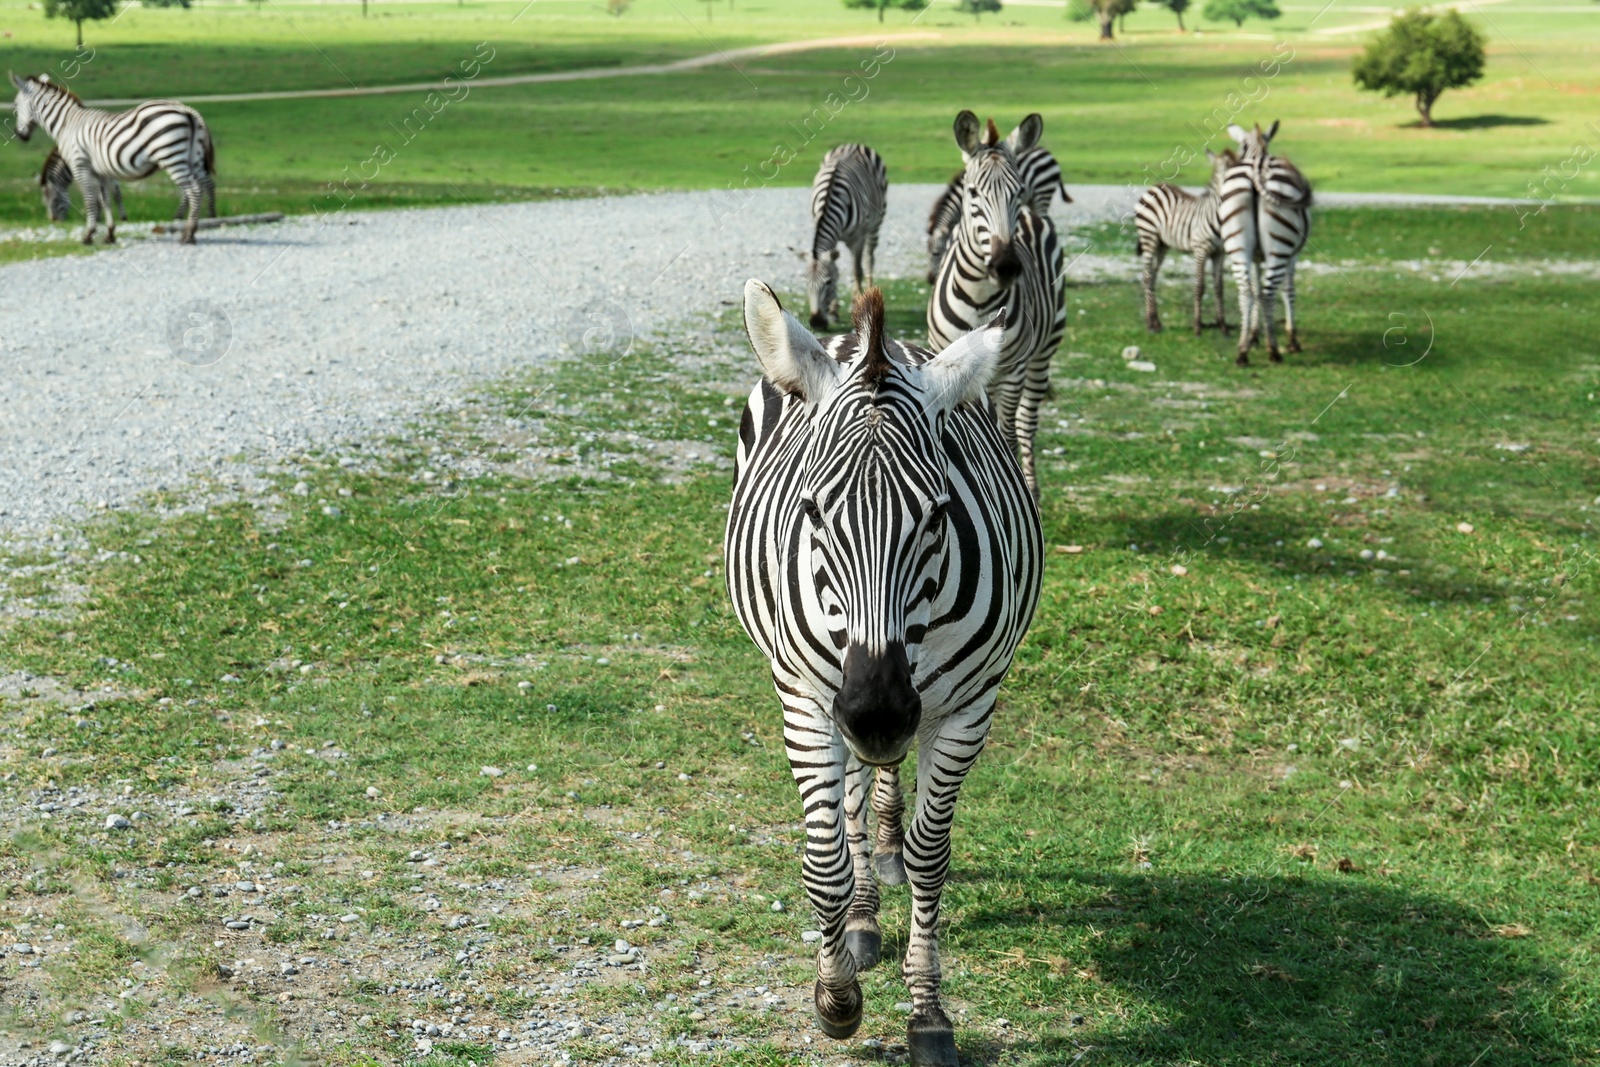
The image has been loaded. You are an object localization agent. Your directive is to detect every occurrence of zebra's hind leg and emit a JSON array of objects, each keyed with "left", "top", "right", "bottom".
[
  {"left": 1259, "top": 262, "right": 1283, "bottom": 363},
  {"left": 901, "top": 700, "right": 993, "bottom": 1067},
  {"left": 849, "top": 235, "right": 868, "bottom": 295},
  {"left": 871, "top": 763, "right": 907, "bottom": 886},
  {"left": 1283, "top": 259, "right": 1301, "bottom": 353},
  {"left": 180, "top": 179, "right": 202, "bottom": 244},
  {"left": 863, "top": 229, "right": 879, "bottom": 290},
  {"left": 1211, "top": 251, "right": 1229, "bottom": 335},
  {"left": 1140, "top": 242, "right": 1165, "bottom": 332},
  {"left": 787, "top": 704, "right": 863, "bottom": 1040},
  {"left": 842, "top": 756, "right": 883, "bottom": 972}
]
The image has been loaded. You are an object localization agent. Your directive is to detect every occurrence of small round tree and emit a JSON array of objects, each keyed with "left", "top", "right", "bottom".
[
  {"left": 43, "top": 0, "right": 118, "bottom": 47},
  {"left": 1154, "top": 0, "right": 1191, "bottom": 31},
  {"left": 1069, "top": 0, "right": 1138, "bottom": 40},
  {"left": 1353, "top": 8, "right": 1485, "bottom": 127},
  {"left": 958, "top": 0, "right": 1002, "bottom": 16},
  {"left": 843, "top": 0, "right": 929, "bottom": 20},
  {"left": 1201, "top": 0, "right": 1279, "bottom": 27}
]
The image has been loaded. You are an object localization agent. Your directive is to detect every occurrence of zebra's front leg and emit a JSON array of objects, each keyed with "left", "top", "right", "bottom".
[
  {"left": 1282, "top": 260, "right": 1301, "bottom": 353},
  {"left": 788, "top": 702, "right": 863, "bottom": 1039},
  {"left": 842, "top": 755, "right": 883, "bottom": 971},
  {"left": 100, "top": 178, "right": 118, "bottom": 244},
  {"left": 1012, "top": 347, "right": 1052, "bottom": 505},
  {"left": 872, "top": 763, "right": 908, "bottom": 885},
  {"left": 901, "top": 700, "right": 993, "bottom": 1067},
  {"left": 1191, "top": 247, "right": 1209, "bottom": 335},
  {"left": 79, "top": 183, "right": 101, "bottom": 245}
]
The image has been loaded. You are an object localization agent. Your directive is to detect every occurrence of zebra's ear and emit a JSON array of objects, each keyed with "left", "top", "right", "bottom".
[
  {"left": 953, "top": 110, "right": 981, "bottom": 156},
  {"left": 923, "top": 312, "right": 1005, "bottom": 412},
  {"left": 743, "top": 279, "right": 840, "bottom": 403},
  {"left": 8, "top": 71, "right": 23, "bottom": 91},
  {"left": 1263, "top": 119, "right": 1279, "bottom": 142},
  {"left": 1226, "top": 123, "right": 1248, "bottom": 145},
  {"left": 1006, "top": 114, "right": 1043, "bottom": 153}
]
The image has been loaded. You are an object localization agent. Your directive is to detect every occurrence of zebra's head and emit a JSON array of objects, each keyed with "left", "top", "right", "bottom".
[
  {"left": 953, "top": 110, "right": 1042, "bottom": 285},
  {"left": 743, "top": 278, "right": 1003, "bottom": 766},
  {"left": 804, "top": 246, "right": 840, "bottom": 330},
  {"left": 8, "top": 72, "right": 39, "bottom": 141},
  {"left": 1204, "top": 147, "right": 1238, "bottom": 191},
  {"left": 40, "top": 148, "right": 72, "bottom": 222},
  {"left": 1226, "top": 120, "right": 1279, "bottom": 162}
]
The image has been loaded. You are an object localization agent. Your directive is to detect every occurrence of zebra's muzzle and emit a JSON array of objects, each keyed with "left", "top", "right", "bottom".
[{"left": 833, "top": 642, "right": 921, "bottom": 766}]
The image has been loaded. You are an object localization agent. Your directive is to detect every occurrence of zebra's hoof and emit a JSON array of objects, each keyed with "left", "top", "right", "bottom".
[
  {"left": 1287, "top": 336, "right": 1302, "bottom": 353},
  {"left": 1269, "top": 349, "right": 1284, "bottom": 363},
  {"left": 105, "top": 233, "right": 116, "bottom": 244},
  {"left": 845, "top": 928, "right": 882, "bottom": 971},
  {"left": 874, "top": 850, "right": 908, "bottom": 886},
  {"left": 813, "top": 978, "right": 863, "bottom": 1040},
  {"left": 1146, "top": 321, "right": 1163, "bottom": 334},
  {"left": 1235, "top": 353, "right": 1250, "bottom": 366},
  {"left": 908, "top": 1010, "right": 959, "bottom": 1066}
]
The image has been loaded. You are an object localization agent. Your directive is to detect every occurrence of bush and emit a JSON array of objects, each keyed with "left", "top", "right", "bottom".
[
  {"left": 1201, "top": 0, "right": 1279, "bottom": 27},
  {"left": 1352, "top": 8, "right": 1486, "bottom": 127}
]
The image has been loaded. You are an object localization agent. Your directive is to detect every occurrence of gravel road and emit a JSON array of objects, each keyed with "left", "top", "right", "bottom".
[{"left": 0, "top": 183, "right": 1530, "bottom": 547}]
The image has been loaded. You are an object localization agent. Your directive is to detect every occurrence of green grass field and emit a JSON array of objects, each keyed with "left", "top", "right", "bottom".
[
  {"left": 1, "top": 205, "right": 1596, "bottom": 1064},
  {"left": 1, "top": 0, "right": 1599, "bottom": 228}
]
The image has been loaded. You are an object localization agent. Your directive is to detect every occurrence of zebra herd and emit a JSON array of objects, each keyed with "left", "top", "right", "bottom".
[
  {"left": 728, "top": 115, "right": 1314, "bottom": 1064},
  {"left": 10, "top": 72, "right": 218, "bottom": 244},
  {"left": 1137, "top": 119, "right": 1314, "bottom": 364}
]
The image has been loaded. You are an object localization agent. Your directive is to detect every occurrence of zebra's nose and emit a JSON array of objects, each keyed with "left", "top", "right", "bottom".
[
  {"left": 989, "top": 241, "right": 1022, "bottom": 283},
  {"left": 833, "top": 642, "right": 921, "bottom": 766},
  {"left": 809, "top": 310, "right": 830, "bottom": 330}
]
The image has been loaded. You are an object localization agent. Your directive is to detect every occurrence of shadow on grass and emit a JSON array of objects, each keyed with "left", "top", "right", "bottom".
[
  {"left": 955, "top": 868, "right": 1565, "bottom": 1066},
  {"left": 1407, "top": 115, "right": 1552, "bottom": 130}
]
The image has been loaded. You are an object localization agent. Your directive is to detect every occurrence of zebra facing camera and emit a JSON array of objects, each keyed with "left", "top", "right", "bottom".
[
  {"left": 167, "top": 299, "right": 233, "bottom": 367},
  {"left": 564, "top": 298, "right": 634, "bottom": 367}
]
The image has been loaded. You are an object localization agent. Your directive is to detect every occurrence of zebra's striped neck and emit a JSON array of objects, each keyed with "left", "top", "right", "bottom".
[{"left": 26, "top": 85, "right": 84, "bottom": 141}]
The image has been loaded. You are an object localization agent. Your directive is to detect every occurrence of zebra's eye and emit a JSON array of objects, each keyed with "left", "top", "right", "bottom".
[
  {"left": 801, "top": 498, "right": 824, "bottom": 528},
  {"left": 928, "top": 499, "right": 950, "bottom": 528}
]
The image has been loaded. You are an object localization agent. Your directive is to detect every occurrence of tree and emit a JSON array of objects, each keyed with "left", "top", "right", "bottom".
[
  {"left": 1069, "top": 0, "right": 1136, "bottom": 40},
  {"left": 957, "top": 0, "right": 1001, "bottom": 16},
  {"left": 141, "top": 0, "right": 191, "bottom": 7},
  {"left": 43, "top": 0, "right": 117, "bottom": 47},
  {"left": 1152, "top": 0, "right": 1190, "bottom": 30},
  {"left": 1353, "top": 8, "right": 1485, "bottom": 127},
  {"left": 1201, "top": 0, "right": 1278, "bottom": 27},
  {"left": 843, "top": 0, "right": 928, "bottom": 20}
]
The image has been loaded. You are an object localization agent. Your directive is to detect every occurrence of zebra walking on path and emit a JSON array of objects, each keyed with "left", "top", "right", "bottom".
[
  {"left": 1134, "top": 148, "right": 1236, "bottom": 335},
  {"left": 927, "top": 111, "right": 1066, "bottom": 502},
  {"left": 925, "top": 144, "right": 1070, "bottom": 285},
  {"left": 726, "top": 280, "right": 1042, "bottom": 1067},
  {"left": 805, "top": 143, "right": 887, "bottom": 330},
  {"left": 1227, "top": 120, "right": 1313, "bottom": 362},
  {"left": 10, "top": 73, "right": 216, "bottom": 244}
]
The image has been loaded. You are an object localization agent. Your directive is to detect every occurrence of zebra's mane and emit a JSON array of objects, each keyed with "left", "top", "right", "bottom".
[
  {"left": 27, "top": 76, "right": 83, "bottom": 106},
  {"left": 927, "top": 171, "right": 964, "bottom": 234}
]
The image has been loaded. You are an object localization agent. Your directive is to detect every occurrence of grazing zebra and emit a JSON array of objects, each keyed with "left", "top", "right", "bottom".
[
  {"left": 925, "top": 145, "right": 1070, "bottom": 285},
  {"left": 726, "top": 280, "right": 1042, "bottom": 1067},
  {"left": 40, "top": 146, "right": 123, "bottom": 223},
  {"left": 1134, "top": 148, "right": 1235, "bottom": 335},
  {"left": 805, "top": 144, "right": 887, "bottom": 330},
  {"left": 9, "top": 73, "right": 216, "bottom": 244},
  {"left": 1228, "top": 121, "right": 1312, "bottom": 361},
  {"left": 927, "top": 111, "right": 1066, "bottom": 502}
]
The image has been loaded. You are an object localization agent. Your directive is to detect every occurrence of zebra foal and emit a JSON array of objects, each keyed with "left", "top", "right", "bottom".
[
  {"left": 805, "top": 143, "right": 887, "bottom": 330},
  {"left": 927, "top": 111, "right": 1066, "bottom": 502},
  {"left": 10, "top": 73, "right": 216, "bottom": 244},
  {"left": 726, "top": 282, "right": 1042, "bottom": 1066},
  {"left": 1134, "top": 148, "right": 1235, "bottom": 335}
]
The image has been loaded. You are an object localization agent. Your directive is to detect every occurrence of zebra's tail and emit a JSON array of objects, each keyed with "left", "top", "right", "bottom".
[{"left": 1058, "top": 178, "right": 1072, "bottom": 204}]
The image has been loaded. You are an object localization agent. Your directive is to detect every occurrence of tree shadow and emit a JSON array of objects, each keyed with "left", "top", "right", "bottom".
[
  {"left": 955, "top": 867, "right": 1568, "bottom": 1066},
  {"left": 1406, "top": 115, "right": 1551, "bottom": 130}
]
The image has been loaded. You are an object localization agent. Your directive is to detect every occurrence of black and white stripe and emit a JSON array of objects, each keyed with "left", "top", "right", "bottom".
[
  {"left": 1218, "top": 145, "right": 1263, "bottom": 365},
  {"left": 1134, "top": 148, "right": 1235, "bottom": 335},
  {"left": 10, "top": 73, "right": 216, "bottom": 244},
  {"left": 806, "top": 144, "right": 888, "bottom": 330},
  {"left": 1228, "top": 121, "right": 1312, "bottom": 360},
  {"left": 925, "top": 145, "right": 1069, "bottom": 286},
  {"left": 927, "top": 112, "right": 1066, "bottom": 502},
  {"left": 726, "top": 280, "right": 1041, "bottom": 1062},
  {"left": 39, "top": 145, "right": 123, "bottom": 223}
]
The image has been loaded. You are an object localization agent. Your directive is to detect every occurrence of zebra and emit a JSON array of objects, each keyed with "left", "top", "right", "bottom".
[
  {"left": 40, "top": 145, "right": 122, "bottom": 223},
  {"left": 927, "top": 111, "right": 1066, "bottom": 502},
  {"left": 1217, "top": 143, "right": 1263, "bottom": 365},
  {"left": 925, "top": 145, "right": 1070, "bottom": 285},
  {"left": 9, "top": 73, "right": 216, "bottom": 244},
  {"left": 1134, "top": 148, "right": 1236, "bottom": 335},
  {"left": 726, "top": 279, "right": 1042, "bottom": 1067},
  {"left": 1229, "top": 121, "right": 1312, "bottom": 360},
  {"left": 805, "top": 144, "right": 887, "bottom": 330}
]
